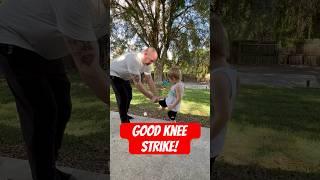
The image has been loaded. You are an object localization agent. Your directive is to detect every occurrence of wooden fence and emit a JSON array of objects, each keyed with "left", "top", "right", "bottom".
[
  {"left": 231, "top": 40, "right": 279, "bottom": 65},
  {"left": 230, "top": 40, "right": 320, "bottom": 66}
]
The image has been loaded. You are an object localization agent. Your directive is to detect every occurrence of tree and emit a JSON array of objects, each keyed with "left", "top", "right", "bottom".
[
  {"left": 111, "top": 0, "right": 209, "bottom": 82},
  {"left": 273, "top": 0, "right": 320, "bottom": 43},
  {"left": 215, "top": 0, "right": 320, "bottom": 47}
]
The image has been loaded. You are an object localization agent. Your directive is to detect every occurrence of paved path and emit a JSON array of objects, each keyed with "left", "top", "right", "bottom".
[
  {"left": 237, "top": 65, "right": 320, "bottom": 88},
  {"left": 184, "top": 82, "right": 209, "bottom": 89},
  {"left": 110, "top": 111, "right": 210, "bottom": 180},
  {"left": 0, "top": 157, "right": 108, "bottom": 180},
  {"left": 238, "top": 72, "right": 320, "bottom": 88},
  {"left": 183, "top": 65, "right": 320, "bottom": 88}
]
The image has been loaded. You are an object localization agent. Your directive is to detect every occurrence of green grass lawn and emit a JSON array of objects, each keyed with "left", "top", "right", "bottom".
[
  {"left": 110, "top": 86, "right": 210, "bottom": 125},
  {"left": 216, "top": 85, "right": 320, "bottom": 179},
  {"left": 0, "top": 73, "right": 108, "bottom": 173}
]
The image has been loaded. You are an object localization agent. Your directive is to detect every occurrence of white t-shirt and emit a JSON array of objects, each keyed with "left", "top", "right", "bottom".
[
  {"left": 165, "top": 81, "right": 184, "bottom": 112},
  {"left": 0, "top": 0, "right": 107, "bottom": 59},
  {"left": 211, "top": 67, "right": 237, "bottom": 158},
  {"left": 110, "top": 52, "right": 152, "bottom": 81}
]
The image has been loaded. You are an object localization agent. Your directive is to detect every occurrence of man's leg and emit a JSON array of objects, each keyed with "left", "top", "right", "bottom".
[
  {"left": 0, "top": 45, "right": 58, "bottom": 180},
  {"left": 45, "top": 60, "right": 72, "bottom": 163},
  {"left": 210, "top": 156, "right": 217, "bottom": 179},
  {"left": 125, "top": 80, "right": 132, "bottom": 114},
  {"left": 110, "top": 76, "right": 129, "bottom": 122}
]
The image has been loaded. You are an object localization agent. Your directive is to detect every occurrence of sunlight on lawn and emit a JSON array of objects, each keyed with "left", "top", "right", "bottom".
[
  {"left": 180, "top": 100, "right": 209, "bottom": 116},
  {"left": 110, "top": 87, "right": 210, "bottom": 117},
  {"left": 222, "top": 122, "right": 320, "bottom": 173}
]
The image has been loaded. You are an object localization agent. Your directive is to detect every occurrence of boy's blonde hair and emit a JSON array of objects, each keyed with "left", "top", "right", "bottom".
[{"left": 167, "top": 67, "right": 182, "bottom": 81}]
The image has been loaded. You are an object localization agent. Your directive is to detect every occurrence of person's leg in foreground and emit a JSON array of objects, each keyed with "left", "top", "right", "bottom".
[
  {"left": 210, "top": 156, "right": 217, "bottom": 179},
  {"left": 48, "top": 60, "right": 73, "bottom": 179},
  {"left": 0, "top": 44, "right": 72, "bottom": 180}
]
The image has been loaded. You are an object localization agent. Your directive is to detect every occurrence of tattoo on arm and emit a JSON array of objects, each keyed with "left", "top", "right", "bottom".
[
  {"left": 130, "top": 74, "right": 153, "bottom": 99},
  {"left": 65, "top": 38, "right": 97, "bottom": 66},
  {"left": 130, "top": 74, "right": 141, "bottom": 84},
  {"left": 145, "top": 74, "right": 153, "bottom": 84}
]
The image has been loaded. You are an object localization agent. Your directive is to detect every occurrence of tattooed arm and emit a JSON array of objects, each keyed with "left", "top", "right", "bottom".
[
  {"left": 144, "top": 74, "right": 157, "bottom": 96},
  {"left": 64, "top": 37, "right": 108, "bottom": 104},
  {"left": 130, "top": 74, "right": 154, "bottom": 100}
]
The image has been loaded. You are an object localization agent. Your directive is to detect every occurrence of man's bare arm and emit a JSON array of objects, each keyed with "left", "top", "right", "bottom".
[
  {"left": 64, "top": 37, "right": 108, "bottom": 104},
  {"left": 130, "top": 74, "right": 153, "bottom": 99},
  {"left": 144, "top": 74, "right": 157, "bottom": 96}
]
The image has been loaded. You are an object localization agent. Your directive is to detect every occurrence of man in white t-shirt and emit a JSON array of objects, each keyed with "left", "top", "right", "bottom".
[
  {"left": 0, "top": 0, "right": 107, "bottom": 179},
  {"left": 110, "top": 47, "right": 158, "bottom": 123}
]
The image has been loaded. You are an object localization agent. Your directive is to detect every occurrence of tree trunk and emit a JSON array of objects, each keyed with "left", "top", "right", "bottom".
[
  {"left": 154, "top": 60, "right": 164, "bottom": 83},
  {"left": 308, "top": 19, "right": 312, "bottom": 39},
  {"left": 154, "top": 46, "right": 169, "bottom": 83}
]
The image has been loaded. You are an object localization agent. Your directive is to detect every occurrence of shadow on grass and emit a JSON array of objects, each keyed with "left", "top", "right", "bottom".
[
  {"left": 0, "top": 124, "right": 26, "bottom": 160},
  {"left": 59, "top": 131, "right": 108, "bottom": 174},
  {"left": 0, "top": 123, "right": 23, "bottom": 145},
  {"left": 0, "top": 122, "right": 109, "bottom": 174},
  {"left": 213, "top": 161, "right": 320, "bottom": 180}
]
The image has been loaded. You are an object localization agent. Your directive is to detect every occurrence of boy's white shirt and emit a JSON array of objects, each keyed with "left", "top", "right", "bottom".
[
  {"left": 211, "top": 67, "right": 237, "bottom": 158},
  {"left": 165, "top": 81, "right": 184, "bottom": 112}
]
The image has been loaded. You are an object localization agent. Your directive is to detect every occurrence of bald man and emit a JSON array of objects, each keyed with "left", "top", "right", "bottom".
[{"left": 110, "top": 47, "right": 158, "bottom": 123}]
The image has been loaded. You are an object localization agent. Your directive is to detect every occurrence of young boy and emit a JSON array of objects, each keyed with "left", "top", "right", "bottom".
[
  {"left": 158, "top": 67, "right": 184, "bottom": 121},
  {"left": 211, "top": 14, "right": 240, "bottom": 177}
]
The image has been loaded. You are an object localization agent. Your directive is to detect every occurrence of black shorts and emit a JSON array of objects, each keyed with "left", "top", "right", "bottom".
[{"left": 159, "top": 98, "right": 177, "bottom": 120}]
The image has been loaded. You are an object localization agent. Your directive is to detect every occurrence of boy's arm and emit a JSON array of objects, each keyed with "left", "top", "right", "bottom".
[
  {"left": 167, "top": 84, "right": 182, "bottom": 110},
  {"left": 130, "top": 73, "right": 154, "bottom": 100},
  {"left": 64, "top": 37, "right": 107, "bottom": 104},
  {"left": 211, "top": 73, "right": 231, "bottom": 139},
  {"left": 144, "top": 74, "right": 158, "bottom": 96}
]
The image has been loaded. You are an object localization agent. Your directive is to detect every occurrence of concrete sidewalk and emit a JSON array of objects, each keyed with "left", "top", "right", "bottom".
[
  {"left": 110, "top": 111, "right": 210, "bottom": 180},
  {"left": 239, "top": 72, "right": 320, "bottom": 88},
  {"left": 0, "top": 157, "right": 108, "bottom": 180},
  {"left": 237, "top": 65, "right": 320, "bottom": 88}
]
